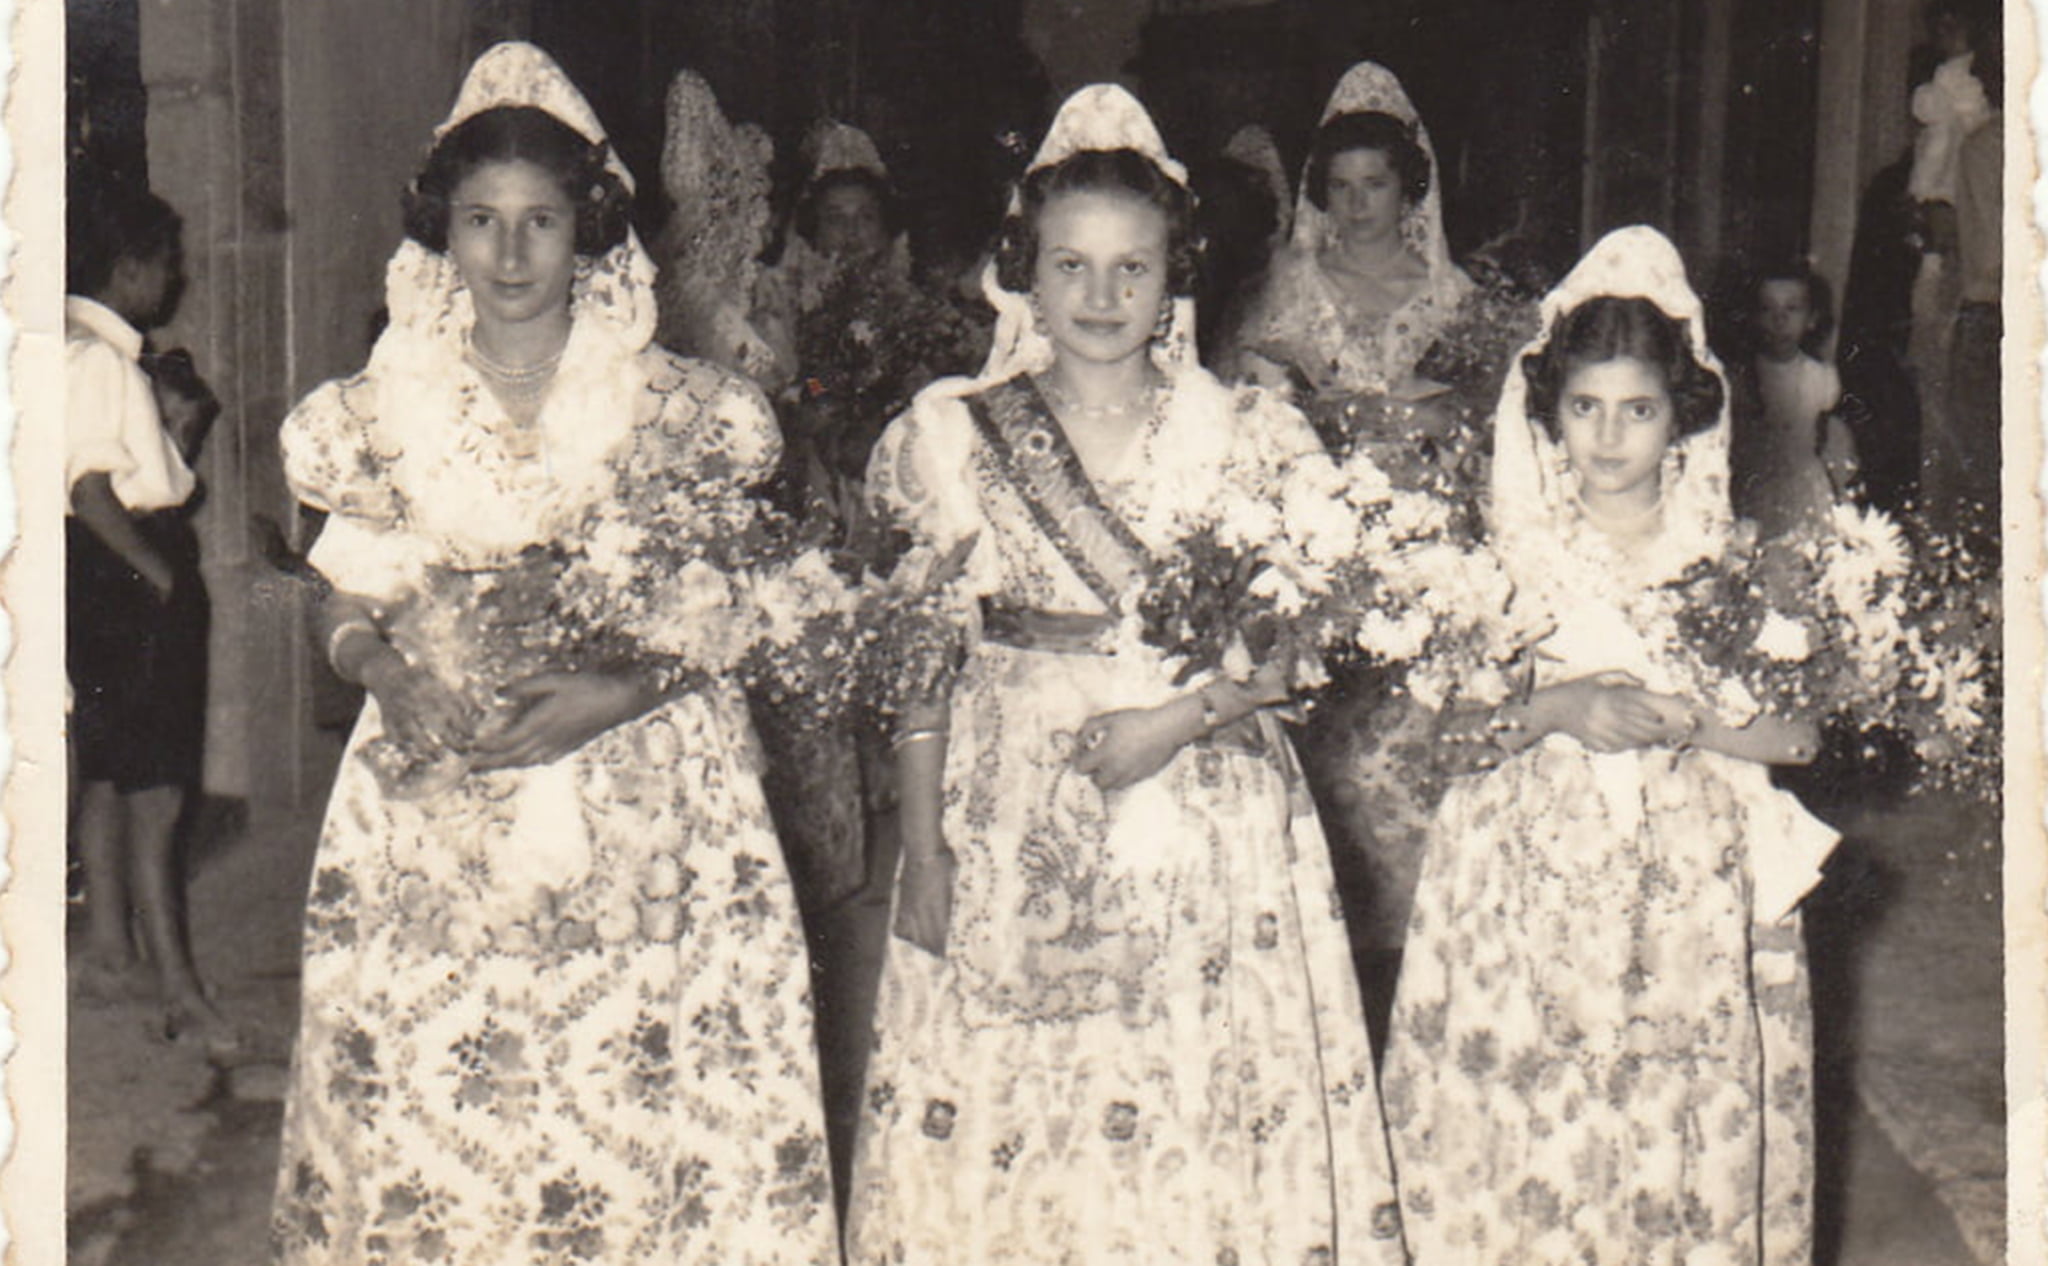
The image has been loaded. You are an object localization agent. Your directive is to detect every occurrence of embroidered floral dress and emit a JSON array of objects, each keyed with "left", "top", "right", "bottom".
[
  {"left": 1383, "top": 589, "right": 1828, "bottom": 1266},
  {"left": 1381, "top": 227, "right": 1834, "bottom": 1266},
  {"left": 271, "top": 347, "right": 837, "bottom": 1266},
  {"left": 268, "top": 42, "right": 835, "bottom": 1266},
  {"left": 843, "top": 371, "right": 1407, "bottom": 1266}
]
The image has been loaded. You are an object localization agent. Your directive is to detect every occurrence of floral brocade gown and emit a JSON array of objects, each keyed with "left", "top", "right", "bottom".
[
  {"left": 1382, "top": 596, "right": 1828, "bottom": 1266},
  {"left": 1221, "top": 249, "right": 1534, "bottom": 986},
  {"left": 844, "top": 373, "right": 1406, "bottom": 1266},
  {"left": 271, "top": 349, "right": 838, "bottom": 1266}
]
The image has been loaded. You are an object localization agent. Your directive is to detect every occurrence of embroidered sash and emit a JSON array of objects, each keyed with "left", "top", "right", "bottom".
[{"left": 966, "top": 377, "right": 1155, "bottom": 610}]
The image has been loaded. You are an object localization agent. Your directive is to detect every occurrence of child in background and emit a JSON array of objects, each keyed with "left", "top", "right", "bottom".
[
  {"left": 66, "top": 183, "right": 229, "bottom": 1047},
  {"left": 1731, "top": 262, "right": 1860, "bottom": 539}
]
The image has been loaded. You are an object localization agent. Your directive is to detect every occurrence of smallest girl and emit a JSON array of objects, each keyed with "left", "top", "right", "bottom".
[
  {"left": 1729, "top": 260, "right": 1860, "bottom": 539},
  {"left": 1382, "top": 228, "right": 1837, "bottom": 1266}
]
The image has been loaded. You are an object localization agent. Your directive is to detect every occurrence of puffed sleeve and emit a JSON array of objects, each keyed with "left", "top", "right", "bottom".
[
  {"left": 643, "top": 350, "right": 784, "bottom": 489},
  {"left": 865, "top": 384, "right": 986, "bottom": 559},
  {"left": 861, "top": 384, "right": 990, "bottom": 710},
  {"left": 1214, "top": 249, "right": 1313, "bottom": 389},
  {"left": 279, "top": 374, "right": 430, "bottom": 603},
  {"left": 66, "top": 336, "right": 195, "bottom": 511}
]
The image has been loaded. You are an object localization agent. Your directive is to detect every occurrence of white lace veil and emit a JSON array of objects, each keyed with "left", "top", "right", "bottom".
[
  {"left": 971, "top": 83, "right": 1197, "bottom": 389},
  {"left": 1257, "top": 61, "right": 1469, "bottom": 392},
  {"left": 659, "top": 70, "right": 774, "bottom": 297},
  {"left": 1293, "top": 64, "right": 1457, "bottom": 292},
  {"left": 1488, "top": 225, "right": 1733, "bottom": 591}
]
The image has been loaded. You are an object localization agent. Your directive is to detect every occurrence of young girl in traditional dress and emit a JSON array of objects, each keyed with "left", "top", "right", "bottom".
[
  {"left": 269, "top": 45, "right": 836, "bottom": 1265},
  {"left": 844, "top": 84, "right": 1407, "bottom": 1265},
  {"left": 1381, "top": 227, "right": 1837, "bottom": 1266},
  {"left": 1729, "top": 261, "right": 1860, "bottom": 540}
]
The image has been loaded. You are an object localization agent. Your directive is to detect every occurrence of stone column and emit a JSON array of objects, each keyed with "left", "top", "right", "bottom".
[{"left": 140, "top": 0, "right": 278, "bottom": 802}]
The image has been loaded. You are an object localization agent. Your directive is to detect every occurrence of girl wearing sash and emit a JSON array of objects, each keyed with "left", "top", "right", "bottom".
[{"left": 844, "top": 85, "right": 1407, "bottom": 1264}]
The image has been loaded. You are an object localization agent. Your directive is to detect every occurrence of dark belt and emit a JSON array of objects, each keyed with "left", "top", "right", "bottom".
[{"left": 978, "top": 598, "right": 1273, "bottom": 757}]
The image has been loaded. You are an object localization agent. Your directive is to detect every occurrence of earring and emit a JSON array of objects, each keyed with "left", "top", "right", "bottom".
[
  {"left": 1151, "top": 296, "right": 1174, "bottom": 344},
  {"left": 1030, "top": 293, "right": 1049, "bottom": 337},
  {"left": 1661, "top": 442, "right": 1685, "bottom": 488}
]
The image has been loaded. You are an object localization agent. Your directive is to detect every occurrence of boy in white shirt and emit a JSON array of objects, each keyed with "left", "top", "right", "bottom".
[{"left": 66, "top": 182, "right": 228, "bottom": 1048}]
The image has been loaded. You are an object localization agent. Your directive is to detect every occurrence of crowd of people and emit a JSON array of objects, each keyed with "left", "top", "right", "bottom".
[{"left": 64, "top": 14, "right": 2001, "bottom": 1265}]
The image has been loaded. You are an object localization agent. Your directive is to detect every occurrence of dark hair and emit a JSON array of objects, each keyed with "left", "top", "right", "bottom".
[
  {"left": 1522, "top": 296, "right": 1725, "bottom": 440},
  {"left": 402, "top": 105, "right": 632, "bottom": 256},
  {"left": 1304, "top": 111, "right": 1431, "bottom": 212},
  {"left": 795, "top": 167, "right": 903, "bottom": 244},
  {"left": 1751, "top": 261, "right": 1835, "bottom": 357},
  {"left": 1927, "top": 0, "right": 1996, "bottom": 47},
  {"left": 67, "top": 182, "right": 182, "bottom": 297},
  {"left": 992, "top": 147, "right": 1200, "bottom": 296}
]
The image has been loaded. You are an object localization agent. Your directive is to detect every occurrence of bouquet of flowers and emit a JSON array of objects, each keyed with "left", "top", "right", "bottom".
[
  {"left": 845, "top": 528, "right": 979, "bottom": 720},
  {"left": 1136, "top": 443, "right": 1539, "bottom": 702},
  {"left": 1413, "top": 267, "right": 1543, "bottom": 404},
  {"left": 1300, "top": 390, "right": 1488, "bottom": 537},
  {"left": 1662, "top": 503, "right": 1998, "bottom": 798},
  {"left": 788, "top": 270, "right": 986, "bottom": 482},
  {"left": 359, "top": 468, "right": 870, "bottom": 800}
]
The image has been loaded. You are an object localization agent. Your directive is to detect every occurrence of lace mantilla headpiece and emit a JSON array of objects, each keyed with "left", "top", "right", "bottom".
[
  {"left": 382, "top": 41, "right": 658, "bottom": 360},
  {"left": 368, "top": 41, "right": 660, "bottom": 558},
  {"left": 439, "top": 41, "right": 634, "bottom": 192},
  {"left": 804, "top": 118, "right": 890, "bottom": 183},
  {"left": 659, "top": 70, "right": 774, "bottom": 290},
  {"left": 1292, "top": 62, "right": 1457, "bottom": 294},
  {"left": 974, "top": 83, "right": 1197, "bottom": 387},
  {"left": 1488, "top": 225, "right": 1733, "bottom": 590}
]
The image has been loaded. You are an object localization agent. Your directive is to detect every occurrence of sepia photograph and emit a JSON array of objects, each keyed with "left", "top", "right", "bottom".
[{"left": 9, "top": 0, "right": 2037, "bottom": 1261}]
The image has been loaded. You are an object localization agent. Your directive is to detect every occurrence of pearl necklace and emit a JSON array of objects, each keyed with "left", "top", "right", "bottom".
[
  {"left": 1036, "top": 373, "right": 1162, "bottom": 422},
  {"left": 466, "top": 336, "right": 563, "bottom": 441},
  {"left": 466, "top": 336, "right": 564, "bottom": 393}
]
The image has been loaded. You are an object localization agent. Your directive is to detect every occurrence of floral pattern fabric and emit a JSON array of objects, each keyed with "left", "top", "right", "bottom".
[
  {"left": 1224, "top": 245, "right": 1469, "bottom": 401},
  {"left": 1382, "top": 590, "right": 1821, "bottom": 1266},
  {"left": 271, "top": 346, "right": 838, "bottom": 1266},
  {"left": 843, "top": 372, "right": 1406, "bottom": 1266}
]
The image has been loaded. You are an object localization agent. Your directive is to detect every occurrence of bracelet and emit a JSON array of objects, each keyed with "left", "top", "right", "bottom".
[
  {"left": 1197, "top": 685, "right": 1223, "bottom": 733},
  {"left": 1665, "top": 708, "right": 1704, "bottom": 754},
  {"left": 326, "top": 617, "right": 381, "bottom": 669},
  {"left": 891, "top": 727, "right": 948, "bottom": 751}
]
